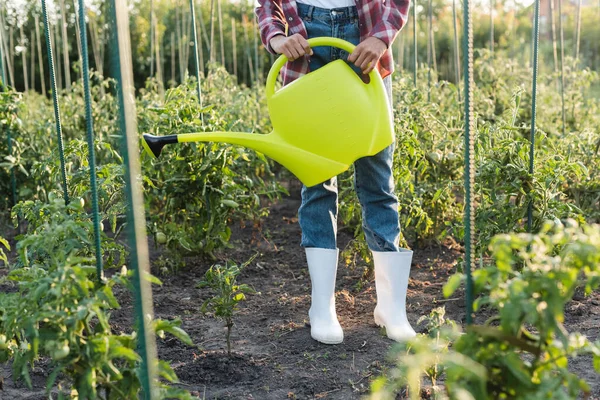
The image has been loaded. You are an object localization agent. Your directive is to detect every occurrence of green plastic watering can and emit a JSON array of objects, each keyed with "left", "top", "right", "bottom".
[{"left": 142, "top": 37, "right": 394, "bottom": 187}]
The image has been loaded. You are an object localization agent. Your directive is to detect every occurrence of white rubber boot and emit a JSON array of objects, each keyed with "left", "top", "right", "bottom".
[
  {"left": 372, "top": 250, "right": 416, "bottom": 342},
  {"left": 305, "top": 248, "right": 344, "bottom": 344}
]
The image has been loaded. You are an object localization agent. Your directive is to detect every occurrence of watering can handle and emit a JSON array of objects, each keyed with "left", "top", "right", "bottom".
[{"left": 265, "top": 37, "right": 379, "bottom": 100}]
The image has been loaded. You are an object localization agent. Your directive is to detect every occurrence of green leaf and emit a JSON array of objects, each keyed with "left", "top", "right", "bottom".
[
  {"left": 443, "top": 273, "right": 463, "bottom": 298},
  {"left": 233, "top": 293, "right": 246, "bottom": 301}
]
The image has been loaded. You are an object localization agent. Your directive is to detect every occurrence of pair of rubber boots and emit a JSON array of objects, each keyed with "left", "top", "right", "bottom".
[{"left": 306, "top": 248, "right": 415, "bottom": 344}]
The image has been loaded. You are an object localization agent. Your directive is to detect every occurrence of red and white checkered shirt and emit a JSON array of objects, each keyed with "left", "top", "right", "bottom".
[{"left": 255, "top": 0, "right": 410, "bottom": 85}]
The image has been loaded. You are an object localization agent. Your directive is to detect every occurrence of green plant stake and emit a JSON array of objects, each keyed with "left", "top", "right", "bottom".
[
  {"left": 77, "top": 0, "right": 103, "bottom": 280},
  {"left": 198, "top": 259, "right": 255, "bottom": 355},
  {"left": 41, "top": 0, "right": 69, "bottom": 205},
  {"left": 462, "top": 0, "right": 475, "bottom": 325},
  {"left": 527, "top": 0, "right": 540, "bottom": 232},
  {"left": 110, "top": 0, "right": 159, "bottom": 398}
]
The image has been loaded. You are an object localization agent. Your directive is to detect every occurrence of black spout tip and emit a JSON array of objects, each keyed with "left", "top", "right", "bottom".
[{"left": 142, "top": 134, "right": 178, "bottom": 158}]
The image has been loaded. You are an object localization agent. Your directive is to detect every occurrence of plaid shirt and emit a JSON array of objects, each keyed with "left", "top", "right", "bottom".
[{"left": 255, "top": 0, "right": 410, "bottom": 85}]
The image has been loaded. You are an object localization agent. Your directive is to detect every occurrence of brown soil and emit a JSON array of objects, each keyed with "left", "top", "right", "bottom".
[{"left": 1, "top": 189, "right": 599, "bottom": 399}]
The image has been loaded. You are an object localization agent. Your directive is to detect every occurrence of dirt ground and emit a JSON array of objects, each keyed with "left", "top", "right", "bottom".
[{"left": 1, "top": 188, "right": 599, "bottom": 399}]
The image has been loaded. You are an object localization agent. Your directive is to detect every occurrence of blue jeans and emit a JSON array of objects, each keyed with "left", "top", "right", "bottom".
[{"left": 296, "top": 3, "right": 400, "bottom": 252}]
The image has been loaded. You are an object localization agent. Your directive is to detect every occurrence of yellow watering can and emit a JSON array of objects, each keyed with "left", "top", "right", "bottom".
[{"left": 142, "top": 37, "right": 394, "bottom": 187}]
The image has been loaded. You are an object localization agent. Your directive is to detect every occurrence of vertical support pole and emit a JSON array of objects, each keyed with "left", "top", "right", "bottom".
[
  {"left": 73, "top": 0, "right": 83, "bottom": 82},
  {"left": 0, "top": 22, "right": 6, "bottom": 89},
  {"left": 0, "top": 22, "right": 16, "bottom": 208},
  {"left": 558, "top": 0, "right": 566, "bottom": 136},
  {"left": 574, "top": 0, "right": 582, "bottom": 61},
  {"left": 412, "top": 0, "right": 417, "bottom": 87},
  {"left": 549, "top": 0, "right": 558, "bottom": 75},
  {"left": 397, "top": 29, "right": 404, "bottom": 72},
  {"left": 42, "top": 0, "right": 69, "bottom": 205},
  {"left": 77, "top": 0, "right": 103, "bottom": 280},
  {"left": 54, "top": 23, "right": 63, "bottom": 90},
  {"left": 242, "top": 15, "right": 254, "bottom": 83},
  {"left": 253, "top": 14, "right": 259, "bottom": 84},
  {"left": 218, "top": 0, "right": 225, "bottom": 67},
  {"left": 20, "top": 25, "right": 29, "bottom": 92},
  {"left": 427, "top": 0, "right": 432, "bottom": 101},
  {"left": 209, "top": 0, "right": 216, "bottom": 63},
  {"left": 0, "top": 13, "right": 13, "bottom": 87},
  {"left": 527, "top": 0, "right": 540, "bottom": 233},
  {"left": 452, "top": 0, "right": 461, "bottom": 102},
  {"left": 30, "top": 30, "right": 36, "bottom": 91},
  {"left": 490, "top": 0, "right": 494, "bottom": 54},
  {"left": 171, "top": 32, "right": 175, "bottom": 86},
  {"left": 59, "top": 0, "right": 71, "bottom": 90},
  {"left": 109, "top": 1, "right": 158, "bottom": 398},
  {"left": 231, "top": 17, "right": 237, "bottom": 78},
  {"left": 189, "top": 0, "right": 205, "bottom": 126},
  {"left": 150, "top": 0, "right": 155, "bottom": 78},
  {"left": 462, "top": 0, "right": 475, "bottom": 325}
]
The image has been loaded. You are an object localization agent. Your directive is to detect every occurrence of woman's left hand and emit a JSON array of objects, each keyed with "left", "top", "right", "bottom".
[{"left": 348, "top": 37, "right": 387, "bottom": 74}]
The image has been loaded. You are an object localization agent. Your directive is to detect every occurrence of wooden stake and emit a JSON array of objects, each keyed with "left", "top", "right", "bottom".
[
  {"left": 549, "top": 0, "right": 558, "bottom": 73},
  {"left": 58, "top": 0, "right": 71, "bottom": 89},
  {"left": 574, "top": 0, "right": 582, "bottom": 60},
  {"left": 197, "top": 2, "right": 211, "bottom": 49},
  {"left": 9, "top": 26, "right": 15, "bottom": 86},
  {"left": 150, "top": 0, "right": 155, "bottom": 77},
  {"left": 242, "top": 15, "right": 254, "bottom": 82},
  {"left": 253, "top": 15, "right": 259, "bottom": 84},
  {"left": 73, "top": 0, "right": 83, "bottom": 80},
  {"left": 171, "top": 31, "right": 175, "bottom": 85},
  {"left": 54, "top": 22, "right": 63, "bottom": 90},
  {"left": 209, "top": 0, "right": 216, "bottom": 63},
  {"left": 218, "top": 0, "right": 225, "bottom": 67},
  {"left": 155, "top": 13, "right": 164, "bottom": 96},
  {"left": 0, "top": 11, "right": 14, "bottom": 86},
  {"left": 176, "top": 4, "right": 184, "bottom": 81},
  {"left": 197, "top": 13, "right": 205, "bottom": 75},
  {"left": 231, "top": 17, "right": 237, "bottom": 78},
  {"left": 397, "top": 29, "right": 404, "bottom": 71},
  {"left": 35, "top": 14, "right": 46, "bottom": 95},
  {"left": 20, "top": 25, "right": 29, "bottom": 91},
  {"left": 30, "top": 30, "right": 35, "bottom": 91}
]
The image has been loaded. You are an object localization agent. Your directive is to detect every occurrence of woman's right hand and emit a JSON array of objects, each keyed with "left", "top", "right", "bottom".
[{"left": 270, "top": 34, "right": 313, "bottom": 61}]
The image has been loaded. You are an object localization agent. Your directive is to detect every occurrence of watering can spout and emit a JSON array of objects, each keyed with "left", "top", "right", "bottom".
[
  {"left": 142, "top": 131, "right": 349, "bottom": 187},
  {"left": 142, "top": 134, "right": 177, "bottom": 158}
]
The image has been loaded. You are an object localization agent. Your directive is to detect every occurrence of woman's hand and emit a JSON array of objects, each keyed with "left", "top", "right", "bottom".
[
  {"left": 270, "top": 34, "right": 313, "bottom": 61},
  {"left": 348, "top": 37, "right": 387, "bottom": 74}
]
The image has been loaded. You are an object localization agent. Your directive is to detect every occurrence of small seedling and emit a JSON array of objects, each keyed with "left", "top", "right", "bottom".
[{"left": 198, "top": 256, "right": 256, "bottom": 355}]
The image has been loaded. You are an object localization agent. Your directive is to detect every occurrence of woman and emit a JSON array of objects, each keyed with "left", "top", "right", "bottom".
[{"left": 255, "top": 0, "right": 414, "bottom": 344}]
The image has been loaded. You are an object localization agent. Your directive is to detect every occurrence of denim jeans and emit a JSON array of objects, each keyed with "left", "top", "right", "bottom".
[{"left": 296, "top": 3, "right": 401, "bottom": 252}]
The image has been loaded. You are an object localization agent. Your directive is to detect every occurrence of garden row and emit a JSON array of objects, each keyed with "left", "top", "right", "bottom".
[{"left": 1, "top": 50, "right": 599, "bottom": 397}]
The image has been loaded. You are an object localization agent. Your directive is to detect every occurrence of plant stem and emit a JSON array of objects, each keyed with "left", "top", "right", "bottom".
[{"left": 226, "top": 320, "right": 232, "bottom": 356}]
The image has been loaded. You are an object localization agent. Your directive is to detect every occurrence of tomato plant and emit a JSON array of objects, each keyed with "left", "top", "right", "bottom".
[
  {"left": 372, "top": 220, "right": 600, "bottom": 399},
  {"left": 198, "top": 256, "right": 256, "bottom": 356}
]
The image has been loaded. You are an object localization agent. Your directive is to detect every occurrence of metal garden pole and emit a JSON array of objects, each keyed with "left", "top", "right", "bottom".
[
  {"left": 77, "top": 0, "right": 103, "bottom": 279},
  {"left": 41, "top": 0, "right": 69, "bottom": 205},
  {"left": 463, "top": 0, "right": 475, "bottom": 325},
  {"left": 109, "top": 1, "right": 158, "bottom": 397},
  {"left": 527, "top": 0, "right": 541, "bottom": 232}
]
